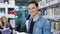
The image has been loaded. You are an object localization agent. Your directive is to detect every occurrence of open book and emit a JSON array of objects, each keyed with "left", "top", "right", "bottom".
[{"left": 0, "top": 28, "right": 11, "bottom": 34}]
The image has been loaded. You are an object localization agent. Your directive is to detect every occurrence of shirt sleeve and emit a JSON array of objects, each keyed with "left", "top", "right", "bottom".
[{"left": 43, "top": 20, "right": 51, "bottom": 34}]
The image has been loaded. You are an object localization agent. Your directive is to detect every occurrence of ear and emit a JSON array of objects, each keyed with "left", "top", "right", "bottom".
[{"left": 37, "top": 7, "right": 39, "bottom": 11}]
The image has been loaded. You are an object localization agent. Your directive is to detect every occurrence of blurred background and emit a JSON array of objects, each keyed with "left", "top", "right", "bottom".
[{"left": 0, "top": 0, "right": 60, "bottom": 34}]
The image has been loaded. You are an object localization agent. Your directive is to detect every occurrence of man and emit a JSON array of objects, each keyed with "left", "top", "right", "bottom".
[{"left": 27, "top": 1, "right": 51, "bottom": 34}]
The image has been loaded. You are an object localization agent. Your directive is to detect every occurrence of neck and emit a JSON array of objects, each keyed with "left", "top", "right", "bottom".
[
  {"left": 4, "top": 23, "right": 7, "bottom": 26},
  {"left": 33, "top": 12, "right": 39, "bottom": 22}
]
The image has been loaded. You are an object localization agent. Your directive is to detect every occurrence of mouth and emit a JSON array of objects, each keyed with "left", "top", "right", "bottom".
[{"left": 30, "top": 11, "right": 35, "bottom": 14}]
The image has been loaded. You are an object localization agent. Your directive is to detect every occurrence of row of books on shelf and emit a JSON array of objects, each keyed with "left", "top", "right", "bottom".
[
  {"left": 0, "top": 8, "right": 5, "bottom": 13},
  {"left": 41, "top": 6, "right": 60, "bottom": 18},
  {"left": 0, "top": 8, "right": 15, "bottom": 15},
  {"left": 51, "top": 21, "right": 59, "bottom": 31},
  {"left": 38, "top": 0, "right": 59, "bottom": 7},
  {"left": 42, "top": 0, "right": 55, "bottom": 3},
  {"left": 51, "top": 21, "right": 60, "bottom": 34}
]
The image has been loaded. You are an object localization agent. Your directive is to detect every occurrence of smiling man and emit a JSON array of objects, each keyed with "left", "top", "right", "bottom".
[{"left": 27, "top": 1, "right": 51, "bottom": 34}]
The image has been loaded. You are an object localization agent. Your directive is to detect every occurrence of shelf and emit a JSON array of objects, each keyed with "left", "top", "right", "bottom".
[
  {"left": 7, "top": 4, "right": 15, "bottom": 8},
  {"left": 53, "top": 30, "right": 60, "bottom": 34},
  {"left": 0, "top": 3, "right": 15, "bottom": 8},
  {"left": 39, "top": 0, "right": 60, "bottom": 9},
  {"left": 0, "top": 13, "right": 6, "bottom": 18},
  {"left": 0, "top": 14, "right": 15, "bottom": 18},
  {"left": 0, "top": 3, "right": 6, "bottom": 8},
  {"left": 8, "top": 14, "right": 15, "bottom": 18},
  {"left": 0, "top": 2, "right": 15, "bottom": 18},
  {"left": 43, "top": 15, "right": 60, "bottom": 21}
]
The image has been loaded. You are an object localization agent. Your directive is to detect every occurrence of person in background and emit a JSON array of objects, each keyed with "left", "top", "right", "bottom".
[
  {"left": 27, "top": 1, "right": 51, "bottom": 34},
  {"left": 15, "top": 12, "right": 26, "bottom": 32},
  {"left": 0, "top": 16, "right": 13, "bottom": 34}
]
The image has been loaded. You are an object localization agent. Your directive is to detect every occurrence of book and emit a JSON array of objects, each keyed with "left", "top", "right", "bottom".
[
  {"left": 41, "top": 9, "right": 45, "bottom": 16},
  {"left": 53, "top": 21, "right": 59, "bottom": 30},
  {"left": 54, "top": 7, "right": 60, "bottom": 15},
  {"left": 46, "top": 0, "right": 50, "bottom": 3},
  {"left": 51, "top": 22, "right": 54, "bottom": 32},
  {"left": 0, "top": 8, "right": 5, "bottom": 14},
  {"left": 0, "top": 28, "right": 11, "bottom": 34},
  {"left": 0, "top": 0, "right": 4, "bottom": 3},
  {"left": 10, "top": 10, "right": 15, "bottom": 15}
]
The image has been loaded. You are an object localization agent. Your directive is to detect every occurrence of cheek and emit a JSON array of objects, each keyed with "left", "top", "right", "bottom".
[
  {"left": 33, "top": 9, "right": 37, "bottom": 13},
  {"left": 28, "top": 10, "right": 32, "bottom": 13},
  {"left": 35, "top": 8, "right": 38, "bottom": 12},
  {"left": 3, "top": 20, "right": 7, "bottom": 22},
  {"left": 28, "top": 10, "right": 30, "bottom": 14},
  {"left": 35, "top": 8, "right": 38, "bottom": 11},
  {"left": 28, "top": 8, "right": 38, "bottom": 14}
]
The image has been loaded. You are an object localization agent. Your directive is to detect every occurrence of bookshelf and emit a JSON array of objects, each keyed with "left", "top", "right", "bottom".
[
  {"left": 41, "top": 5, "right": 60, "bottom": 20},
  {"left": 38, "top": 0, "right": 60, "bottom": 19},
  {"left": 0, "top": 0, "right": 15, "bottom": 18},
  {"left": 38, "top": 0, "right": 60, "bottom": 9},
  {"left": 38, "top": 0, "right": 60, "bottom": 34},
  {"left": 50, "top": 20, "right": 60, "bottom": 34}
]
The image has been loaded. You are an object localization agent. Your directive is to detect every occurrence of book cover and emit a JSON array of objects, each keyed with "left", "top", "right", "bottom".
[{"left": 0, "top": 28, "right": 11, "bottom": 34}]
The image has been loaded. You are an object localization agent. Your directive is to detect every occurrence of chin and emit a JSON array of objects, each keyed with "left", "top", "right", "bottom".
[{"left": 30, "top": 14, "right": 35, "bottom": 16}]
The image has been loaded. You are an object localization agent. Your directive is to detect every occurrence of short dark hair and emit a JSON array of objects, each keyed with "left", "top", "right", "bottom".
[{"left": 28, "top": 1, "right": 38, "bottom": 7}]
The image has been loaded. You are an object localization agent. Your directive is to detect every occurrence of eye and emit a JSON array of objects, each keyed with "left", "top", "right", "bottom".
[
  {"left": 28, "top": 8, "right": 30, "bottom": 10},
  {"left": 32, "top": 7, "right": 35, "bottom": 9}
]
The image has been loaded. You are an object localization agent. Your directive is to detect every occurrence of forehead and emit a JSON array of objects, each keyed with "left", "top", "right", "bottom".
[
  {"left": 2, "top": 17, "right": 7, "bottom": 19},
  {"left": 28, "top": 4, "right": 36, "bottom": 8}
]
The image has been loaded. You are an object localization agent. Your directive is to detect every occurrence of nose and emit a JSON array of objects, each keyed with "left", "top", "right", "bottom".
[{"left": 30, "top": 9, "right": 33, "bottom": 12}]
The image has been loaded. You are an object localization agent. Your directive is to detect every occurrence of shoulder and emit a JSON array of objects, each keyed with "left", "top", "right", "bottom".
[
  {"left": 38, "top": 16, "right": 50, "bottom": 24},
  {"left": 8, "top": 24, "right": 13, "bottom": 29},
  {"left": 40, "top": 17, "right": 50, "bottom": 27}
]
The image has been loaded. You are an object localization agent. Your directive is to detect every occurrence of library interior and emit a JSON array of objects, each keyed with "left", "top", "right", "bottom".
[{"left": 0, "top": 0, "right": 60, "bottom": 34}]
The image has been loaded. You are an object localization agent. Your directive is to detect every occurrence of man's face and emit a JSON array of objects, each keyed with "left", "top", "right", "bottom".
[{"left": 28, "top": 4, "right": 38, "bottom": 16}]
